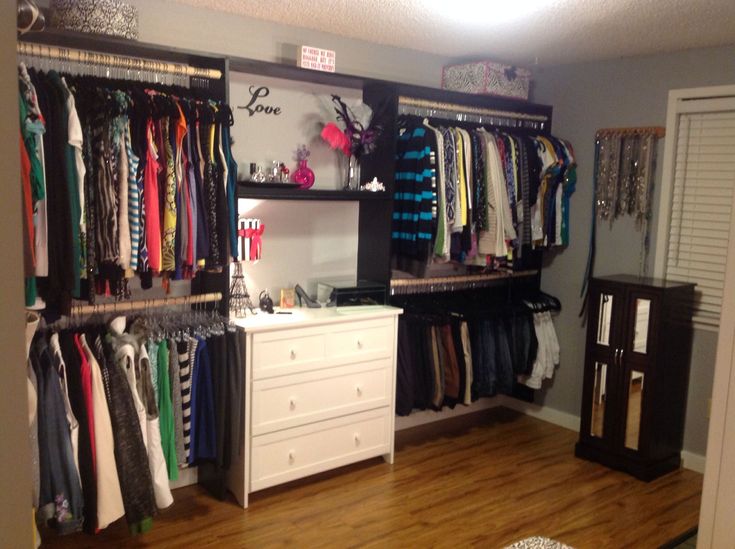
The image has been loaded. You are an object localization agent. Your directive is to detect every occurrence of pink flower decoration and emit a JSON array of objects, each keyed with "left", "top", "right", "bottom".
[{"left": 321, "top": 122, "right": 351, "bottom": 156}]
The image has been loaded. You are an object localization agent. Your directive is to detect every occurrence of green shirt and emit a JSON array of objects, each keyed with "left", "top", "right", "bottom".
[{"left": 157, "top": 341, "right": 178, "bottom": 481}]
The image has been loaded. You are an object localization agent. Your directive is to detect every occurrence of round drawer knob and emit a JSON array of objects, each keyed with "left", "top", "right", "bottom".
[
  {"left": 354, "top": 434, "right": 360, "bottom": 446},
  {"left": 357, "top": 340, "right": 363, "bottom": 349},
  {"left": 288, "top": 451, "right": 295, "bottom": 464},
  {"left": 290, "top": 350, "right": 296, "bottom": 360},
  {"left": 289, "top": 399, "right": 296, "bottom": 410},
  {"left": 356, "top": 386, "right": 363, "bottom": 397}
]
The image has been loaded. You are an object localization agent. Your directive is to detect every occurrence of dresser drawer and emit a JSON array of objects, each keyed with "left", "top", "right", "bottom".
[
  {"left": 250, "top": 409, "right": 391, "bottom": 491},
  {"left": 252, "top": 330, "right": 326, "bottom": 379},
  {"left": 326, "top": 318, "right": 393, "bottom": 362},
  {"left": 251, "top": 359, "right": 392, "bottom": 435}
]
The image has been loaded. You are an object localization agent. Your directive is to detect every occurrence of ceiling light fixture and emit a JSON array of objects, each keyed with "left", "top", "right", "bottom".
[{"left": 421, "top": 0, "right": 554, "bottom": 25}]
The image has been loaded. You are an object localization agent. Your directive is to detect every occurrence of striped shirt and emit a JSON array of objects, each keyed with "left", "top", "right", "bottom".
[
  {"left": 125, "top": 122, "right": 141, "bottom": 271},
  {"left": 181, "top": 337, "right": 197, "bottom": 463},
  {"left": 392, "top": 126, "right": 436, "bottom": 265},
  {"left": 391, "top": 127, "right": 434, "bottom": 259}
]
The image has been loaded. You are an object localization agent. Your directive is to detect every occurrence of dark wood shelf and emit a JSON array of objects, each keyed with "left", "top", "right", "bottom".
[
  {"left": 18, "top": 28, "right": 223, "bottom": 69},
  {"left": 237, "top": 184, "right": 390, "bottom": 201},
  {"left": 389, "top": 269, "right": 539, "bottom": 295}
]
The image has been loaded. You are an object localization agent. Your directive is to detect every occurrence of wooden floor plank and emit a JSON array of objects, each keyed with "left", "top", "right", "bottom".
[{"left": 39, "top": 408, "right": 702, "bottom": 548}]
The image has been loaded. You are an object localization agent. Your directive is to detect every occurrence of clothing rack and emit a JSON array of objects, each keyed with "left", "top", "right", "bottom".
[
  {"left": 398, "top": 95, "right": 549, "bottom": 131},
  {"left": 16, "top": 41, "right": 222, "bottom": 81},
  {"left": 390, "top": 270, "right": 538, "bottom": 295},
  {"left": 69, "top": 292, "right": 223, "bottom": 316},
  {"left": 595, "top": 126, "right": 665, "bottom": 138}
]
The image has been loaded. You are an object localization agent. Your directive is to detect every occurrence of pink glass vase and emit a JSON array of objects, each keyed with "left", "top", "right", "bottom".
[{"left": 293, "top": 159, "right": 315, "bottom": 189}]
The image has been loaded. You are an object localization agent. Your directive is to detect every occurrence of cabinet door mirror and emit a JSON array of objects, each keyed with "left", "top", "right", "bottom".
[
  {"left": 625, "top": 371, "right": 645, "bottom": 450},
  {"left": 633, "top": 298, "right": 651, "bottom": 354},
  {"left": 596, "top": 294, "right": 614, "bottom": 346},
  {"left": 590, "top": 362, "right": 608, "bottom": 438}
]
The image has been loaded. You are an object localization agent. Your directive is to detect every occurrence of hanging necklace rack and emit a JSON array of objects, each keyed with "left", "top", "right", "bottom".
[
  {"left": 398, "top": 96, "right": 549, "bottom": 131},
  {"left": 390, "top": 270, "right": 538, "bottom": 295},
  {"left": 69, "top": 291, "right": 222, "bottom": 317},
  {"left": 16, "top": 42, "right": 222, "bottom": 82}
]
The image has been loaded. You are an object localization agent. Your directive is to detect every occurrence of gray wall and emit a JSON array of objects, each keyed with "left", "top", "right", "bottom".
[
  {"left": 532, "top": 45, "right": 735, "bottom": 455},
  {"left": 122, "top": 0, "right": 452, "bottom": 87},
  {"left": 0, "top": 0, "right": 33, "bottom": 546}
]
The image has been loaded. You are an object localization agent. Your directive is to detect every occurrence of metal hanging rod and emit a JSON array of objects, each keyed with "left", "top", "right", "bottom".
[
  {"left": 398, "top": 96, "right": 549, "bottom": 123},
  {"left": 17, "top": 42, "right": 222, "bottom": 80},
  {"left": 390, "top": 270, "right": 538, "bottom": 295},
  {"left": 69, "top": 291, "right": 223, "bottom": 316},
  {"left": 595, "top": 126, "right": 665, "bottom": 138}
]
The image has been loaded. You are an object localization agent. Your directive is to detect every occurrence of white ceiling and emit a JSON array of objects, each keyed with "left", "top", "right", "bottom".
[{"left": 171, "top": 0, "right": 735, "bottom": 66}]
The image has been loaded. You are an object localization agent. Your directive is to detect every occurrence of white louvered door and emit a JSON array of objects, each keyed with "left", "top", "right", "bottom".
[{"left": 660, "top": 95, "right": 735, "bottom": 328}]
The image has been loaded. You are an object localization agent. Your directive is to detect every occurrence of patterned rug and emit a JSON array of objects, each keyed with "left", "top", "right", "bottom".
[{"left": 504, "top": 536, "right": 574, "bottom": 549}]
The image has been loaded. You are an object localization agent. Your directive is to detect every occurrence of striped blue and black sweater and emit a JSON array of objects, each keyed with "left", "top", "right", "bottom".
[{"left": 392, "top": 126, "right": 436, "bottom": 276}]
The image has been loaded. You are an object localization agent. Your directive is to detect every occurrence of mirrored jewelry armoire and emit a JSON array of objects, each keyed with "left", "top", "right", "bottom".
[{"left": 575, "top": 275, "right": 695, "bottom": 481}]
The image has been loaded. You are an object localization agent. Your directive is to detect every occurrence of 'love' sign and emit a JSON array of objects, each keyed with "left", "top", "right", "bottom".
[{"left": 237, "top": 86, "right": 282, "bottom": 117}]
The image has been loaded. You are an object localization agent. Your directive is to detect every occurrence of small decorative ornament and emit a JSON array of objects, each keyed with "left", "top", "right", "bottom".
[
  {"left": 292, "top": 145, "right": 315, "bottom": 189},
  {"left": 279, "top": 162, "right": 290, "bottom": 183},
  {"left": 360, "top": 177, "right": 385, "bottom": 192},
  {"left": 251, "top": 165, "right": 266, "bottom": 182},
  {"left": 229, "top": 262, "right": 256, "bottom": 317},
  {"left": 237, "top": 217, "right": 265, "bottom": 262},
  {"left": 268, "top": 160, "right": 280, "bottom": 182},
  {"left": 280, "top": 288, "right": 295, "bottom": 308},
  {"left": 298, "top": 45, "right": 336, "bottom": 73},
  {"left": 259, "top": 290, "right": 274, "bottom": 314},
  {"left": 320, "top": 95, "right": 383, "bottom": 191}
]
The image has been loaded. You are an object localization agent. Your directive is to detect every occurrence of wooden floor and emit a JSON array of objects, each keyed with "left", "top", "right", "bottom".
[{"left": 40, "top": 407, "right": 702, "bottom": 548}]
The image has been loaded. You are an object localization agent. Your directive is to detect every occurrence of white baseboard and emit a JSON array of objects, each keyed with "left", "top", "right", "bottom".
[
  {"left": 681, "top": 451, "right": 706, "bottom": 473},
  {"left": 170, "top": 466, "right": 198, "bottom": 489},
  {"left": 396, "top": 396, "right": 707, "bottom": 474},
  {"left": 497, "top": 398, "right": 707, "bottom": 473},
  {"left": 395, "top": 397, "right": 503, "bottom": 430},
  {"left": 497, "top": 396, "right": 581, "bottom": 432}
]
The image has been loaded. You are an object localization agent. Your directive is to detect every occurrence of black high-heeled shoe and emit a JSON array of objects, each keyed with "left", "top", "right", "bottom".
[{"left": 294, "top": 284, "right": 321, "bottom": 308}]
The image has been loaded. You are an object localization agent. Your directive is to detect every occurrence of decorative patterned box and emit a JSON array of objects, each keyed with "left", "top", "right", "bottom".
[
  {"left": 442, "top": 61, "right": 531, "bottom": 100},
  {"left": 51, "top": 0, "right": 138, "bottom": 40}
]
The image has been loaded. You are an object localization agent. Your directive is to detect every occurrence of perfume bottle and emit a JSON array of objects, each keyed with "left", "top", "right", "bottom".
[
  {"left": 293, "top": 159, "right": 315, "bottom": 189},
  {"left": 251, "top": 165, "right": 266, "bottom": 183},
  {"left": 293, "top": 145, "right": 315, "bottom": 189},
  {"left": 268, "top": 160, "right": 279, "bottom": 182}
]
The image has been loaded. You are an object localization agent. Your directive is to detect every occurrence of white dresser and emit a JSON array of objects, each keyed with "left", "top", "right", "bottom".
[{"left": 228, "top": 306, "right": 402, "bottom": 508}]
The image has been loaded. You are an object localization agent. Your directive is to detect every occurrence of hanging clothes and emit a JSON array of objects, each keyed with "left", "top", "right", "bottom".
[
  {"left": 391, "top": 125, "right": 437, "bottom": 277},
  {"left": 156, "top": 340, "right": 177, "bottom": 480},
  {"left": 79, "top": 332, "right": 124, "bottom": 530},
  {"left": 18, "top": 65, "right": 239, "bottom": 317},
  {"left": 135, "top": 343, "right": 173, "bottom": 509},
  {"left": 190, "top": 337, "right": 216, "bottom": 463},
  {"left": 95, "top": 331, "right": 156, "bottom": 535},
  {"left": 109, "top": 317, "right": 174, "bottom": 510},
  {"left": 395, "top": 291, "right": 560, "bottom": 416},
  {"left": 391, "top": 117, "right": 576, "bottom": 276},
  {"left": 168, "top": 339, "right": 186, "bottom": 468},
  {"left": 31, "top": 335, "right": 85, "bottom": 535}
]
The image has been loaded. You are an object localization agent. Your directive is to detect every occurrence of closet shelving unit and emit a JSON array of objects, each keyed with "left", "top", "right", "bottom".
[
  {"left": 18, "top": 28, "right": 555, "bottom": 304},
  {"left": 17, "top": 28, "right": 231, "bottom": 313},
  {"left": 390, "top": 270, "right": 539, "bottom": 295},
  {"left": 359, "top": 81, "right": 554, "bottom": 286},
  {"left": 228, "top": 55, "right": 388, "bottom": 203},
  {"left": 236, "top": 187, "right": 389, "bottom": 201},
  {"left": 17, "top": 28, "right": 228, "bottom": 96},
  {"left": 17, "top": 25, "right": 564, "bottom": 503}
]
